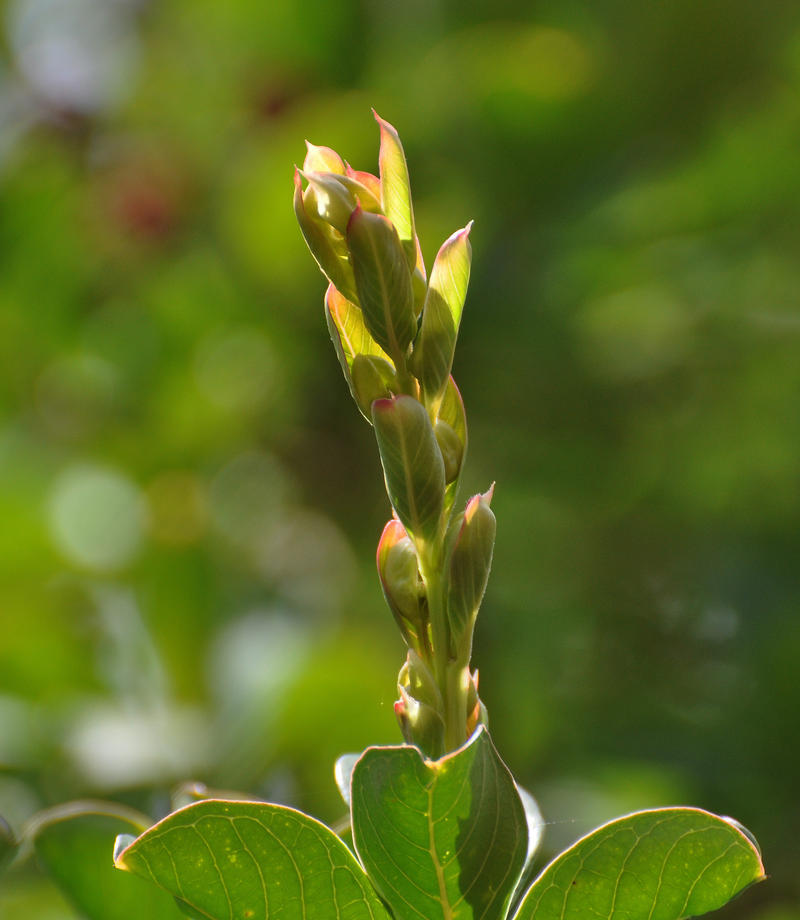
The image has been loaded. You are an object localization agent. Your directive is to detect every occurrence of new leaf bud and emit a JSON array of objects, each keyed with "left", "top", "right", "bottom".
[
  {"left": 303, "top": 142, "right": 346, "bottom": 175},
  {"left": 302, "top": 171, "right": 359, "bottom": 234},
  {"left": 434, "top": 419, "right": 465, "bottom": 484},
  {"left": 447, "top": 486, "right": 497, "bottom": 660},
  {"left": 351, "top": 354, "right": 399, "bottom": 420},
  {"left": 377, "top": 519, "right": 427, "bottom": 651},
  {"left": 396, "top": 650, "right": 446, "bottom": 756}
]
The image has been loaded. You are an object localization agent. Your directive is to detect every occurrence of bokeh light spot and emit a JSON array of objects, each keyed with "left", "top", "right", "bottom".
[{"left": 48, "top": 464, "right": 145, "bottom": 570}]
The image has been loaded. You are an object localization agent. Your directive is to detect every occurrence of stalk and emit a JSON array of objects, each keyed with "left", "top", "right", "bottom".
[{"left": 295, "top": 113, "right": 493, "bottom": 759}]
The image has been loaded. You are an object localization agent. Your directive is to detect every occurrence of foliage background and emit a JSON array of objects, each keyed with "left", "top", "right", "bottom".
[{"left": 1, "top": 0, "right": 798, "bottom": 916}]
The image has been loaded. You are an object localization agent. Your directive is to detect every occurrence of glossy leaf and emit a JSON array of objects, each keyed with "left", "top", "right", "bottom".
[
  {"left": 374, "top": 110, "right": 417, "bottom": 267},
  {"left": 351, "top": 725, "right": 528, "bottom": 920},
  {"left": 514, "top": 807, "right": 765, "bottom": 920},
  {"left": 411, "top": 223, "right": 473, "bottom": 405},
  {"left": 115, "top": 799, "right": 391, "bottom": 920},
  {"left": 30, "top": 802, "right": 184, "bottom": 920},
  {"left": 347, "top": 207, "right": 416, "bottom": 362},
  {"left": 372, "top": 394, "right": 445, "bottom": 541}
]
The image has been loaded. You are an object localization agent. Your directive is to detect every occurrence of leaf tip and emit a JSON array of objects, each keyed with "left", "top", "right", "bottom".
[{"left": 112, "top": 833, "right": 136, "bottom": 869}]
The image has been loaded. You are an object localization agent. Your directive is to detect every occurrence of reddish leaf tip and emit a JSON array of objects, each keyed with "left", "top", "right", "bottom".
[
  {"left": 345, "top": 202, "right": 364, "bottom": 234},
  {"left": 371, "top": 396, "right": 395, "bottom": 414}
]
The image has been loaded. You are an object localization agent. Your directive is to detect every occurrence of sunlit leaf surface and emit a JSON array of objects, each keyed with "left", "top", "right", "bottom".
[
  {"left": 115, "top": 799, "right": 391, "bottom": 920},
  {"left": 514, "top": 807, "right": 765, "bottom": 920},
  {"left": 351, "top": 726, "right": 528, "bottom": 920}
]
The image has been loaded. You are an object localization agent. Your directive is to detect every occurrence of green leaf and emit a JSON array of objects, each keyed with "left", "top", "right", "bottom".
[
  {"left": 351, "top": 725, "right": 528, "bottom": 920},
  {"left": 410, "top": 224, "right": 473, "bottom": 405},
  {"left": 514, "top": 807, "right": 765, "bottom": 920},
  {"left": 372, "top": 394, "right": 445, "bottom": 541},
  {"left": 347, "top": 206, "right": 416, "bottom": 363},
  {"left": 115, "top": 799, "right": 392, "bottom": 920},
  {"left": 374, "top": 110, "right": 417, "bottom": 267},
  {"left": 29, "top": 801, "right": 184, "bottom": 920}
]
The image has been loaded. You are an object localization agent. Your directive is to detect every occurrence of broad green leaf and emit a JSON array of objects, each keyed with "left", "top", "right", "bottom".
[
  {"left": 514, "top": 807, "right": 765, "bottom": 920},
  {"left": 115, "top": 799, "right": 392, "bottom": 920},
  {"left": 294, "top": 170, "right": 359, "bottom": 303},
  {"left": 351, "top": 725, "right": 528, "bottom": 920},
  {"left": 347, "top": 207, "right": 416, "bottom": 363},
  {"left": 410, "top": 224, "right": 473, "bottom": 405},
  {"left": 374, "top": 110, "right": 417, "bottom": 267},
  {"left": 0, "top": 816, "right": 17, "bottom": 874},
  {"left": 29, "top": 801, "right": 184, "bottom": 920},
  {"left": 372, "top": 394, "right": 445, "bottom": 541}
]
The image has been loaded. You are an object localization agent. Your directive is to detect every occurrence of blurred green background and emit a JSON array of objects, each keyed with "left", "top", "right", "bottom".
[{"left": 1, "top": 0, "right": 799, "bottom": 916}]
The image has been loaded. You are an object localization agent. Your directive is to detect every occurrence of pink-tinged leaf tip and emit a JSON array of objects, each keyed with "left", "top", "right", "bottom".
[
  {"left": 345, "top": 202, "right": 364, "bottom": 234},
  {"left": 371, "top": 396, "right": 395, "bottom": 414}
]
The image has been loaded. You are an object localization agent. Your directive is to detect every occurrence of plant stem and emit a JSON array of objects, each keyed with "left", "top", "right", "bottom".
[{"left": 419, "top": 547, "right": 468, "bottom": 754}]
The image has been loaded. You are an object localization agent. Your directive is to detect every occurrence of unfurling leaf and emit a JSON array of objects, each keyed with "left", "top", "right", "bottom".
[
  {"left": 302, "top": 170, "right": 360, "bottom": 234},
  {"left": 410, "top": 223, "right": 473, "bottom": 405},
  {"left": 434, "top": 418, "right": 464, "bottom": 484},
  {"left": 514, "top": 807, "right": 765, "bottom": 920},
  {"left": 351, "top": 726, "right": 528, "bottom": 920},
  {"left": 447, "top": 487, "right": 496, "bottom": 658},
  {"left": 303, "top": 141, "right": 346, "bottom": 175},
  {"left": 294, "top": 170, "right": 358, "bottom": 303},
  {"left": 374, "top": 110, "right": 417, "bottom": 268},
  {"left": 346, "top": 163, "right": 382, "bottom": 201},
  {"left": 115, "top": 800, "right": 391, "bottom": 920},
  {"left": 372, "top": 395, "right": 445, "bottom": 541},
  {"left": 347, "top": 207, "right": 416, "bottom": 362}
]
